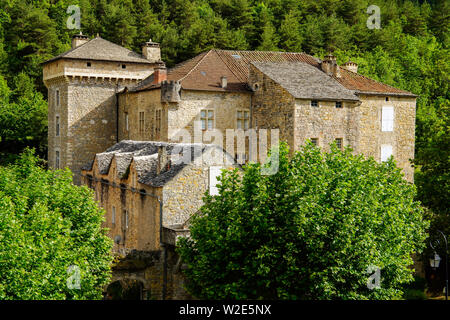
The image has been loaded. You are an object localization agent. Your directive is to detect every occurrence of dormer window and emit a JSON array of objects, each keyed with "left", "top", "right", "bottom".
[
  {"left": 311, "top": 100, "right": 318, "bottom": 107},
  {"left": 87, "top": 62, "right": 91, "bottom": 67}
]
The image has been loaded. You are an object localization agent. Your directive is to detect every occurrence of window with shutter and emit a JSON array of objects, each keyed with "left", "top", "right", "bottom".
[
  {"left": 381, "top": 145, "right": 393, "bottom": 162},
  {"left": 209, "top": 166, "right": 222, "bottom": 196},
  {"left": 381, "top": 106, "right": 394, "bottom": 132}
]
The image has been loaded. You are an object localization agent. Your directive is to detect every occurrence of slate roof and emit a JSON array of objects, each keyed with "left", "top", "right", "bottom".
[
  {"left": 129, "top": 49, "right": 415, "bottom": 97},
  {"left": 82, "top": 140, "right": 235, "bottom": 187},
  {"left": 251, "top": 62, "right": 359, "bottom": 101},
  {"left": 43, "top": 36, "right": 152, "bottom": 65}
]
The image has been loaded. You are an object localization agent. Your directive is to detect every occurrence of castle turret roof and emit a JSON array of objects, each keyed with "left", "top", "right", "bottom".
[{"left": 43, "top": 36, "right": 152, "bottom": 65}]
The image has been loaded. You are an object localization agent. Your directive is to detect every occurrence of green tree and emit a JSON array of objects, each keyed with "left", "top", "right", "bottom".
[
  {"left": 0, "top": 149, "right": 113, "bottom": 299},
  {"left": 279, "top": 9, "right": 303, "bottom": 52},
  {"left": 178, "top": 143, "right": 429, "bottom": 299},
  {"left": 0, "top": 73, "right": 48, "bottom": 159}
]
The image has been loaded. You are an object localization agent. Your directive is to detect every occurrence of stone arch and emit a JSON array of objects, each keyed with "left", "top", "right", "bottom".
[{"left": 105, "top": 277, "right": 146, "bottom": 300}]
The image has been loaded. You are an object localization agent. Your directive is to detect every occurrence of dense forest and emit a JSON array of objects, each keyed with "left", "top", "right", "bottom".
[{"left": 0, "top": 0, "right": 448, "bottom": 236}]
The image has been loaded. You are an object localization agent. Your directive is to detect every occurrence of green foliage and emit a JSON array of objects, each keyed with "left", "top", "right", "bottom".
[
  {"left": 0, "top": 73, "right": 48, "bottom": 159},
  {"left": 0, "top": 0, "right": 447, "bottom": 254},
  {"left": 178, "top": 143, "right": 429, "bottom": 299},
  {"left": 0, "top": 149, "right": 113, "bottom": 299}
]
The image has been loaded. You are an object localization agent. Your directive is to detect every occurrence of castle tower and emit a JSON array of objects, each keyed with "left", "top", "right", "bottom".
[{"left": 43, "top": 34, "right": 162, "bottom": 184}]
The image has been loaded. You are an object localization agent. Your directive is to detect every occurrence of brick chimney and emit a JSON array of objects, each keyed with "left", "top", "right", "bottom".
[
  {"left": 321, "top": 54, "right": 341, "bottom": 78},
  {"left": 142, "top": 39, "right": 161, "bottom": 63},
  {"left": 71, "top": 32, "right": 89, "bottom": 49},
  {"left": 152, "top": 65, "right": 167, "bottom": 85},
  {"left": 341, "top": 60, "right": 358, "bottom": 73}
]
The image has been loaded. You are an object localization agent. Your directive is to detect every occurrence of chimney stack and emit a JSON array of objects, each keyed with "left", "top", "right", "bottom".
[
  {"left": 321, "top": 54, "right": 341, "bottom": 78},
  {"left": 142, "top": 39, "right": 161, "bottom": 63},
  {"left": 157, "top": 145, "right": 170, "bottom": 174},
  {"left": 341, "top": 60, "right": 358, "bottom": 73},
  {"left": 71, "top": 32, "right": 89, "bottom": 49},
  {"left": 152, "top": 64, "right": 167, "bottom": 85},
  {"left": 220, "top": 76, "right": 227, "bottom": 89}
]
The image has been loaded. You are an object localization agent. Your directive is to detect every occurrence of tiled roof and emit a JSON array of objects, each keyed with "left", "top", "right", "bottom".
[
  {"left": 252, "top": 62, "right": 359, "bottom": 101},
  {"left": 334, "top": 68, "right": 416, "bottom": 97},
  {"left": 82, "top": 140, "right": 236, "bottom": 187},
  {"left": 128, "top": 49, "right": 416, "bottom": 97},
  {"left": 43, "top": 36, "right": 152, "bottom": 65},
  {"left": 130, "top": 49, "right": 321, "bottom": 93}
]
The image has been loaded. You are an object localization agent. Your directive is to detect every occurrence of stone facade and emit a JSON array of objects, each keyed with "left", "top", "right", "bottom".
[
  {"left": 81, "top": 141, "right": 237, "bottom": 299},
  {"left": 43, "top": 37, "right": 157, "bottom": 185},
  {"left": 45, "top": 39, "right": 419, "bottom": 299},
  {"left": 119, "top": 88, "right": 252, "bottom": 158},
  {"left": 356, "top": 95, "right": 416, "bottom": 182},
  {"left": 248, "top": 64, "right": 416, "bottom": 182}
]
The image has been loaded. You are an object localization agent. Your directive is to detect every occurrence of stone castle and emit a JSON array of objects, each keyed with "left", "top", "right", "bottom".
[{"left": 43, "top": 34, "right": 417, "bottom": 299}]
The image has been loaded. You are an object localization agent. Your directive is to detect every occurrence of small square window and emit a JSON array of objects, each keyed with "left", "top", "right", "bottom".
[
  {"left": 311, "top": 100, "right": 318, "bottom": 107},
  {"left": 335, "top": 138, "right": 343, "bottom": 149},
  {"left": 237, "top": 110, "right": 249, "bottom": 130},
  {"left": 200, "top": 109, "right": 214, "bottom": 130},
  {"left": 336, "top": 101, "right": 343, "bottom": 108},
  {"left": 310, "top": 138, "right": 318, "bottom": 146},
  {"left": 385, "top": 97, "right": 389, "bottom": 102},
  {"left": 87, "top": 62, "right": 91, "bottom": 67},
  {"left": 122, "top": 64, "right": 126, "bottom": 69}
]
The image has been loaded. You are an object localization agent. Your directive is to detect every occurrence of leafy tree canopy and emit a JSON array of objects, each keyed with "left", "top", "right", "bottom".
[
  {"left": 178, "top": 143, "right": 429, "bottom": 299},
  {"left": 0, "top": 149, "right": 113, "bottom": 299}
]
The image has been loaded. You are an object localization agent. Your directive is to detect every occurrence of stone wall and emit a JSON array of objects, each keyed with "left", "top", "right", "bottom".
[
  {"left": 356, "top": 95, "right": 416, "bottom": 182},
  {"left": 47, "top": 78, "right": 69, "bottom": 171},
  {"left": 108, "top": 247, "right": 192, "bottom": 300},
  {"left": 118, "top": 89, "right": 251, "bottom": 156},
  {"left": 118, "top": 89, "right": 164, "bottom": 141},
  {"left": 249, "top": 64, "right": 295, "bottom": 152},
  {"left": 294, "top": 99, "right": 359, "bottom": 152},
  {"left": 83, "top": 156, "right": 162, "bottom": 253},
  {"left": 44, "top": 58, "right": 154, "bottom": 185}
]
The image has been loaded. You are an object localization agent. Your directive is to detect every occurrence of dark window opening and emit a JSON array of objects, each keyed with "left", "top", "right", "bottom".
[
  {"left": 311, "top": 100, "right": 318, "bottom": 107},
  {"left": 87, "top": 62, "right": 91, "bottom": 67},
  {"left": 336, "top": 101, "right": 343, "bottom": 108},
  {"left": 122, "top": 64, "right": 126, "bottom": 69}
]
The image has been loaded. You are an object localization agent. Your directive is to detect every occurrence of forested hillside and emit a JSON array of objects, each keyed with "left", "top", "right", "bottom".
[{"left": 0, "top": 0, "right": 448, "bottom": 230}]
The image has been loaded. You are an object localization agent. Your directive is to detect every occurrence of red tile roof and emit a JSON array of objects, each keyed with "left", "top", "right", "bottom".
[
  {"left": 132, "top": 49, "right": 416, "bottom": 97},
  {"left": 334, "top": 68, "right": 416, "bottom": 96}
]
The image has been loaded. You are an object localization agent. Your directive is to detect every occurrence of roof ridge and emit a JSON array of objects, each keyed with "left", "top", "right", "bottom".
[
  {"left": 215, "top": 48, "right": 316, "bottom": 57},
  {"left": 46, "top": 36, "right": 95, "bottom": 61},
  {"left": 178, "top": 50, "right": 213, "bottom": 82},
  {"left": 338, "top": 67, "right": 414, "bottom": 95},
  {"left": 167, "top": 50, "right": 208, "bottom": 73}
]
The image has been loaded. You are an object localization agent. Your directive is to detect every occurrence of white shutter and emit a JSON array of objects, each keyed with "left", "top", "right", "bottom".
[
  {"left": 381, "top": 145, "right": 393, "bottom": 162},
  {"left": 381, "top": 106, "right": 394, "bottom": 132},
  {"left": 209, "top": 166, "right": 222, "bottom": 196}
]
